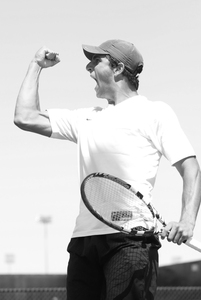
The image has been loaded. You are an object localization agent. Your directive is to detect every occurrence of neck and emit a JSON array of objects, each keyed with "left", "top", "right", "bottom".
[
  {"left": 107, "top": 78, "right": 138, "bottom": 105},
  {"left": 107, "top": 89, "right": 138, "bottom": 105}
]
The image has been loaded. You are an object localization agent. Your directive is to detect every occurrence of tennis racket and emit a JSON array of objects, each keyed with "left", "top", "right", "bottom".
[{"left": 81, "top": 172, "right": 201, "bottom": 253}]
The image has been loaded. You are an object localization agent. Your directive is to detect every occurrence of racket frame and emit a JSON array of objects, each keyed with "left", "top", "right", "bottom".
[
  {"left": 81, "top": 172, "right": 164, "bottom": 236},
  {"left": 81, "top": 173, "right": 201, "bottom": 253}
]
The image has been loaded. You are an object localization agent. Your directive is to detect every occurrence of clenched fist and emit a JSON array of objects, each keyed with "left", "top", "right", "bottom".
[{"left": 34, "top": 46, "right": 60, "bottom": 68}]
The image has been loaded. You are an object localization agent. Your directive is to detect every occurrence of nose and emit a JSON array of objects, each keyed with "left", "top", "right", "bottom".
[{"left": 86, "top": 61, "right": 94, "bottom": 73}]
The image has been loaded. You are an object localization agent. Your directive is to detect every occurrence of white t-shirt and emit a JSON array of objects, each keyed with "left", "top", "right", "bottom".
[{"left": 47, "top": 95, "right": 195, "bottom": 237}]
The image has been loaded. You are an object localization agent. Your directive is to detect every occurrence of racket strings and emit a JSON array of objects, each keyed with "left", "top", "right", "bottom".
[
  {"left": 82, "top": 174, "right": 201, "bottom": 250},
  {"left": 84, "top": 177, "right": 157, "bottom": 232}
]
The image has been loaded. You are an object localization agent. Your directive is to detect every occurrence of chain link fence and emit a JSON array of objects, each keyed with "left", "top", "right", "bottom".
[
  {"left": 0, "top": 287, "right": 201, "bottom": 300},
  {"left": 156, "top": 287, "right": 201, "bottom": 300},
  {"left": 0, "top": 288, "right": 66, "bottom": 300}
]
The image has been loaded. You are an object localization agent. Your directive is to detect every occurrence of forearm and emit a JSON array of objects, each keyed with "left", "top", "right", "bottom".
[
  {"left": 14, "top": 47, "right": 60, "bottom": 136},
  {"left": 14, "top": 61, "right": 42, "bottom": 127},
  {"left": 161, "top": 157, "right": 201, "bottom": 244},
  {"left": 180, "top": 166, "right": 201, "bottom": 228}
]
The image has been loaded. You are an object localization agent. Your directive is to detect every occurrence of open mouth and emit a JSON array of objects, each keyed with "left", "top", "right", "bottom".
[
  {"left": 91, "top": 75, "right": 99, "bottom": 89},
  {"left": 90, "top": 74, "right": 97, "bottom": 82}
]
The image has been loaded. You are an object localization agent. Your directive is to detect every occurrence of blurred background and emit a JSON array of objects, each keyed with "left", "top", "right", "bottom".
[{"left": 0, "top": 0, "right": 201, "bottom": 276}]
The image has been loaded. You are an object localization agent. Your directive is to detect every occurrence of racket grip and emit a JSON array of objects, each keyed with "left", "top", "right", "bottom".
[{"left": 184, "top": 237, "right": 201, "bottom": 253}]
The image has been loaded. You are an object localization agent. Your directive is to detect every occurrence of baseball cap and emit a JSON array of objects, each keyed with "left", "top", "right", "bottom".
[{"left": 82, "top": 39, "right": 144, "bottom": 74}]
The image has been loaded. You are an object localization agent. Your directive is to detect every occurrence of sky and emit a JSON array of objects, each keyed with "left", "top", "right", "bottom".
[{"left": 0, "top": 0, "right": 201, "bottom": 274}]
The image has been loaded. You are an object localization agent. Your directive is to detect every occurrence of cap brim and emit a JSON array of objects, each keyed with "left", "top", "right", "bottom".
[{"left": 82, "top": 44, "right": 109, "bottom": 60}]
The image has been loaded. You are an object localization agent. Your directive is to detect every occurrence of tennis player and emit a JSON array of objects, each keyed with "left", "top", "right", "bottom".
[{"left": 14, "top": 40, "right": 201, "bottom": 300}]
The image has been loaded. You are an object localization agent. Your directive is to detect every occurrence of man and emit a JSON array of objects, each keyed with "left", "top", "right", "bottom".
[{"left": 14, "top": 40, "right": 201, "bottom": 300}]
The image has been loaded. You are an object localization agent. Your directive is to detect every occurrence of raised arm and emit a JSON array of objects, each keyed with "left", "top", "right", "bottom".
[
  {"left": 14, "top": 46, "right": 60, "bottom": 137},
  {"left": 161, "top": 156, "right": 201, "bottom": 244}
]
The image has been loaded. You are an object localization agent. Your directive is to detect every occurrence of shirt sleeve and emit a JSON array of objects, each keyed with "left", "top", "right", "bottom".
[
  {"left": 152, "top": 102, "right": 195, "bottom": 165},
  {"left": 47, "top": 109, "right": 79, "bottom": 142},
  {"left": 47, "top": 106, "right": 103, "bottom": 143}
]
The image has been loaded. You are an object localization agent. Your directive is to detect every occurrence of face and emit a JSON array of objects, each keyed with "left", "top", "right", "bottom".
[{"left": 86, "top": 55, "right": 116, "bottom": 99}]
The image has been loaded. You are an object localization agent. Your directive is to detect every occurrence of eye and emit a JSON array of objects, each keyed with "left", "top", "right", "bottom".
[{"left": 92, "top": 55, "right": 101, "bottom": 64}]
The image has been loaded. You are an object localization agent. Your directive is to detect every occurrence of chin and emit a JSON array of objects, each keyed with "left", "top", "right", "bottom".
[
  {"left": 95, "top": 86, "right": 108, "bottom": 99},
  {"left": 96, "top": 93, "right": 106, "bottom": 99},
  {"left": 95, "top": 90, "right": 103, "bottom": 99}
]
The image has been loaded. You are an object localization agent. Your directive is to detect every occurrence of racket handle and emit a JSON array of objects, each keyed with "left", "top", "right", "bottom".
[{"left": 184, "top": 237, "right": 201, "bottom": 252}]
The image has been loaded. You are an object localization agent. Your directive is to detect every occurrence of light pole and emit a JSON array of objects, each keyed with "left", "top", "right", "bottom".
[
  {"left": 38, "top": 215, "right": 52, "bottom": 274},
  {"left": 5, "top": 253, "right": 15, "bottom": 274}
]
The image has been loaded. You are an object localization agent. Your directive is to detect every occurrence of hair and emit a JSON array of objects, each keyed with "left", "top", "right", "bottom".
[{"left": 106, "top": 55, "right": 143, "bottom": 90}]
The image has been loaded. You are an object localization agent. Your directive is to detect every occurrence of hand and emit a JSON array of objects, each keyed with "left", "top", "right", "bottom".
[
  {"left": 161, "top": 221, "right": 194, "bottom": 245},
  {"left": 33, "top": 46, "right": 60, "bottom": 68}
]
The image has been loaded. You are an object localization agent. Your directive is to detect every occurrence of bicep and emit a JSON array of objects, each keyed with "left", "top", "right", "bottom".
[
  {"left": 173, "top": 156, "right": 201, "bottom": 226},
  {"left": 34, "top": 110, "right": 52, "bottom": 137},
  {"left": 14, "top": 109, "right": 52, "bottom": 137},
  {"left": 174, "top": 156, "right": 200, "bottom": 184}
]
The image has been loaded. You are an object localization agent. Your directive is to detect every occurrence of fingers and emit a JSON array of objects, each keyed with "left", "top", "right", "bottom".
[
  {"left": 161, "top": 222, "right": 193, "bottom": 245},
  {"left": 45, "top": 52, "right": 58, "bottom": 60},
  {"left": 45, "top": 51, "right": 60, "bottom": 63},
  {"left": 34, "top": 46, "right": 61, "bottom": 68}
]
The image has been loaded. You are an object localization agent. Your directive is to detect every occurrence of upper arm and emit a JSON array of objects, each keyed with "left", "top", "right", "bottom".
[
  {"left": 174, "top": 156, "right": 200, "bottom": 181},
  {"left": 14, "top": 109, "right": 52, "bottom": 137},
  {"left": 173, "top": 156, "right": 201, "bottom": 227}
]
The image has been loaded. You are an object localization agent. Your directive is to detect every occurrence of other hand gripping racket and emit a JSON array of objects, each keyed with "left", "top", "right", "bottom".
[{"left": 81, "top": 172, "right": 201, "bottom": 253}]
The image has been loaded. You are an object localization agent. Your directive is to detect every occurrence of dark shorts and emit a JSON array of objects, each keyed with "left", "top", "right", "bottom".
[{"left": 67, "top": 233, "right": 161, "bottom": 300}]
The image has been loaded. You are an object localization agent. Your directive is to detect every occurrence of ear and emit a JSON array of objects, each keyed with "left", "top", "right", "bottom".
[{"left": 113, "top": 62, "right": 125, "bottom": 75}]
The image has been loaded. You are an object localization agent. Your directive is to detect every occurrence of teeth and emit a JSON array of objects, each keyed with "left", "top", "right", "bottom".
[{"left": 90, "top": 75, "right": 97, "bottom": 81}]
